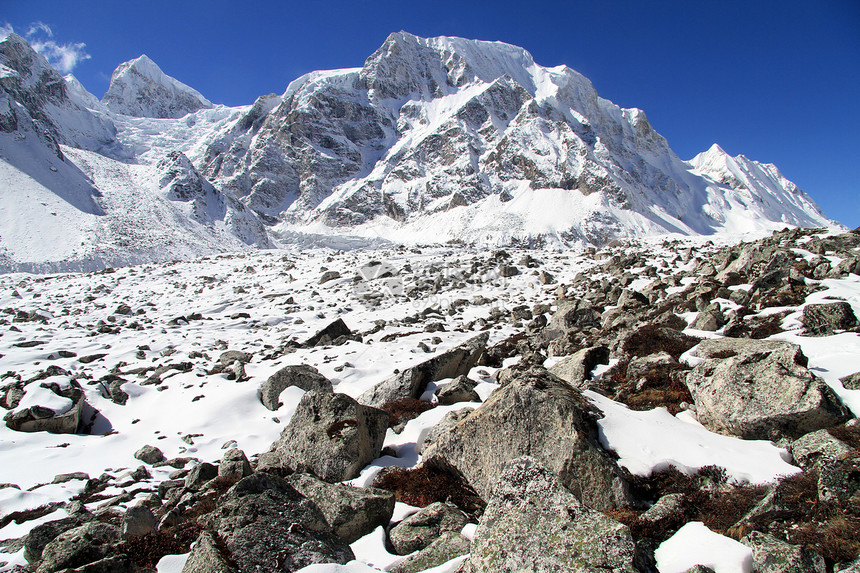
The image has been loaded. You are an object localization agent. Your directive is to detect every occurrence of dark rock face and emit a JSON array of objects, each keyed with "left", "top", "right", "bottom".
[
  {"left": 35, "top": 522, "right": 122, "bottom": 573},
  {"left": 304, "top": 318, "right": 357, "bottom": 347},
  {"left": 801, "top": 302, "right": 858, "bottom": 336},
  {"left": 200, "top": 473, "right": 354, "bottom": 573},
  {"left": 686, "top": 339, "right": 849, "bottom": 440},
  {"left": 462, "top": 457, "right": 636, "bottom": 572},
  {"left": 422, "top": 367, "right": 631, "bottom": 510},
  {"left": 260, "top": 364, "right": 333, "bottom": 411},
  {"left": 357, "top": 333, "right": 488, "bottom": 408},
  {"left": 264, "top": 391, "right": 388, "bottom": 482}
]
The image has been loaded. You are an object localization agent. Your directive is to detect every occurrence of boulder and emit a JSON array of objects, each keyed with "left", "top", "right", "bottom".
[
  {"left": 686, "top": 339, "right": 849, "bottom": 440},
  {"left": 789, "top": 429, "right": 854, "bottom": 469},
  {"left": 218, "top": 448, "right": 253, "bottom": 480},
  {"left": 801, "top": 302, "right": 858, "bottom": 336},
  {"left": 422, "top": 367, "right": 631, "bottom": 510},
  {"left": 305, "top": 318, "right": 355, "bottom": 347},
  {"left": 184, "top": 462, "right": 218, "bottom": 490},
  {"left": 818, "top": 454, "right": 860, "bottom": 502},
  {"left": 388, "top": 501, "right": 470, "bottom": 555},
  {"left": 545, "top": 300, "right": 601, "bottom": 337},
  {"left": 259, "top": 364, "right": 333, "bottom": 411},
  {"left": 841, "top": 372, "right": 860, "bottom": 390},
  {"left": 435, "top": 375, "right": 480, "bottom": 405},
  {"left": 389, "top": 531, "right": 471, "bottom": 573},
  {"left": 201, "top": 472, "right": 353, "bottom": 572},
  {"left": 121, "top": 505, "right": 157, "bottom": 538},
  {"left": 740, "top": 531, "right": 825, "bottom": 573},
  {"left": 36, "top": 522, "right": 121, "bottom": 573},
  {"left": 548, "top": 346, "right": 610, "bottom": 388},
  {"left": 416, "top": 408, "right": 473, "bottom": 454},
  {"left": 285, "top": 472, "right": 395, "bottom": 543},
  {"left": 462, "top": 457, "right": 636, "bottom": 572},
  {"left": 181, "top": 530, "right": 236, "bottom": 573},
  {"left": 133, "top": 444, "right": 164, "bottom": 465},
  {"left": 357, "top": 333, "right": 488, "bottom": 408},
  {"left": 265, "top": 391, "right": 388, "bottom": 482},
  {"left": 319, "top": 270, "right": 341, "bottom": 284},
  {"left": 4, "top": 390, "right": 95, "bottom": 434},
  {"left": 24, "top": 517, "right": 82, "bottom": 563}
]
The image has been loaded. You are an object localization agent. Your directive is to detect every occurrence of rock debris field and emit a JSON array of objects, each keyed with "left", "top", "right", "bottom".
[{"left": 1, "top": 227, "right": 859, "bottom": 572}]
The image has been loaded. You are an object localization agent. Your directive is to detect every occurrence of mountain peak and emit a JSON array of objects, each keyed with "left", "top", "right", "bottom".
[{"left": 101, "top": 54, "right": 213, "bottom": 119}]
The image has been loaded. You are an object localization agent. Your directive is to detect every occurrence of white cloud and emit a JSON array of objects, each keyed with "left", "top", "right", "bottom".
[{"left": 1, "top": 21, "right": 91, "bottom": 74}]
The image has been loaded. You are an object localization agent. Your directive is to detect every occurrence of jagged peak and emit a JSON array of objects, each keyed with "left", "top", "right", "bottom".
[{"left": 101, "top": 54, "right": 212, "bottom": 119}]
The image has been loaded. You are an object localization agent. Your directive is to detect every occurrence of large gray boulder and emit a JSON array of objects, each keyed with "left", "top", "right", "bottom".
[
  {"left": 740, "top": 531, "right": 825, "bottom": 573},
  {"left": 182, "top": 530, "right": 236, "bottom": 573},
  {"left": 789, "top": 429, "right": 854, "bottom": 469},
  {"left": 435, "top": 375, "right": 480, "bottom": 405},
  {"left": 686, "top": 339, "right": 849, "bottom": 440},
  {"left": 285, "top": 472, "right": 395, "bottom": 543},
  {"left": 264, "top": 391, "right": 388, "bottom": 482},
  {"left": 35, "top": 522, "right": 122, "bottom": 573},
  {"left": 388, "top": 501, "right": 470, "bottom": 555},
  {"left": 462, "top": 457, "right": 637, "bottom": 572},
  {"left": 801, "top": 302, "right": 858, "bottom": 336},
  {"left": 200, "top": 472, "right": 353, "bottom": 572},
  {"left": 357, "top": 333, "right": 488, "bottom": 408},
  {"left": 259, "top": 364, "right": 333, "bottom": 411},
  {"left": 4, "top": 388, "right": 96, "bottom": 434},
  {"left": 422, "top": 367, "right": 631, "bottom": 510},
  {"left": 218, "top": 448, "right": 253, "bottom": 480}
]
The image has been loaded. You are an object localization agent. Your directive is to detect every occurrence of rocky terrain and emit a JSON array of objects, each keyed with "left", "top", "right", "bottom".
[
  {"left": 0, "top": 227, "right": 859, "bottom": 572},
  {"left": 0, "top": 31, "right": 838, "bottom": 272}
]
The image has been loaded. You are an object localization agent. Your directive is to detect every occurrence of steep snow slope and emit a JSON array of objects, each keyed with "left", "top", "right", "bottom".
[{"left": 101, "top": 55, "right": 213, "bottom": 119}]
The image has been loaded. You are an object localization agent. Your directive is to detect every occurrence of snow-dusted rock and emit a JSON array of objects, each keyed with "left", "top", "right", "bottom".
[
  {"left": 259, "top": 364, "right": 333, "bottom": 411},
  {"left": 388, "top": 501, "right": 470, "bottom": 555},
  {"left": 801, "top": 302, "right": 858, "bottom": 336},
  {"left": 740, "top": 531, "right": 825, "bottom": 573}
]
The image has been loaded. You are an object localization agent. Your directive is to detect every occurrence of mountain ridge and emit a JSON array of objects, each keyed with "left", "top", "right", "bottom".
[{"left": 0, "top": 31, "right": 841, "bottom": 271}]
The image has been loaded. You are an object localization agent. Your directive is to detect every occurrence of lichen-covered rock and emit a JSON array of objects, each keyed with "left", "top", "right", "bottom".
[
  {"left": 357, "top": 333, "right": 488, "bottom": 408},
  {"left": 285, "top": 472, "right": 395, "bottom": 543},
  {"left": 462, "top": 457, "right": 636, "bottom": 572},
  {"left": 789, "top": 429, "right": 854, "bottom": 469},
  {"left": 686, "top": 339, "right": 849, "bottom": 440},
  {"left": 266, "top": 391, "right": 388, "bottom": 482},
  {"left": 740, "top": 531, "right": 825, "bottom": 573},
  {"left": 388, "top": 501, "right": 470, "bottom": 555},
  {"left": 389, "top": 531, "right": 470, "bottom": 573},
  {"left": 801, "top": 302, "right": 858, "bottom": 336},
  {"left": 36, "top": 522, "right": 121, "bottom": 573},
  {"left": 181, "top": 530, "right": 236, "bottom": 573},
  {"left": 818, "top": 454, "right": 860, "bottom": 502},
  {"left": 422, "top": 367, "right": 631, "bottom": 510},
  {"left": 202, "top": 472, "right": 353, "bottom": 572},
  {"left": 416, "top": 407, "right": 473, "bottom": 454},
  {"left": 259, "top": 364, "right": 332, "bottom": 411}
]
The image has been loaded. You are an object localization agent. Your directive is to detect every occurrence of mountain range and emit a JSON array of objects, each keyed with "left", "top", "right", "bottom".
[{"left": 0, "top": 31, "right": 837, "bottom": 271}]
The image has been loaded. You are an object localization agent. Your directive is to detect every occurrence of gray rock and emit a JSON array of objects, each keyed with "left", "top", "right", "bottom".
[
  {"left": 218, "top": 350, "right": 253, "bottom": 366},
  {"left": 184, "top": 461, "right": 218, "bottom": 490},
  {"left": 182, "top": 530, "right": 236, "bottom": 573},
  {"left": 121, "top": 505, "right": 157, "bottom": 538},
  {"left": 740, "top": 531, "right": 825, "bottom": 573},
  {"left": 548, "top": 346, "right": 610, "bottom": 388},
  {"left": 24, "top": 517, "right": 81, "bottom": 563},
  {"left": 422, "top": 367, "right": 631, "bottom": 510},
  {"left": 304, "top": 318, "right": 355, "bottom": 347},
  {"left": 357, "top": 333, "right": 488, "bottom": 408},
  {"left": 548, "top": 300, "right": 601, "bottom": 334},
  {"left": 204, "top": 472, "right": 354, "bottom": 573},
  {"left": 640, "top": 493, "right": 684, "bottom": 524},
  {"left": 260, "top": 364, "right": 333, "bottom": 411},
  {"left": 389, "top": 501, "right": 470, "bottom": 555},
  {"left": 134, "top": 444, "right": 164, "bottom": 465},
  {"left": 818, "top": 454, "right": 860, "bottom": 502},
  {"left": 319, "top": 270, "right": 342, "bottom": 284},
  {"left": 435, "top": 375, "right": 480, "bottom": 405},
  {"left": 840, "top": 371, "right": 860, "bottom": 390},
  {"left": 389, "top": 531, "right": 471, "bottom": 573},
  {"left": 218, "top": 448, "right": 253, "bottom": 480},
  {"left": 36, "top": 522, "right": 121, "bottom": 573},
  {"left": 266, "top": 391, "right": 388, "bottom": 482},
  {"left": 54, "top": 555, "right": 137, "bottom": 572},
  {"left": 686, "top": 339, "right": 849, "bottom": 440},
  {"left": 691, "top": 309, "right": 725, "bottom": 331},
  {"left": 498, "top": 264, "right": 519, "bottom": 277},
  {"left": 463, "top": 457, "right": 636, "bottom": 572},
  {"left": 789, "top": 429, "right": 853, "bottom": 469},
  {"left": 4, "top": 391, "right": 94, "bottom": 434},
  {"left": 285, "top": 472, "right": 395, "bottom": 544},
  {"left": 801, "top": 302, "right": 858, "bottom": 336}
]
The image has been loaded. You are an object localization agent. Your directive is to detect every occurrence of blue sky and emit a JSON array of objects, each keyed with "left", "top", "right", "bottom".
[{"left": 4, "top": 0, "right": 859, "bottom": 227}]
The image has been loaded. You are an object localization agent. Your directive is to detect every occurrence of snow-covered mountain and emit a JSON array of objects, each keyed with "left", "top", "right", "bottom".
[{"left": 0, "top": 31, "right": 839, "bottom": 270}]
